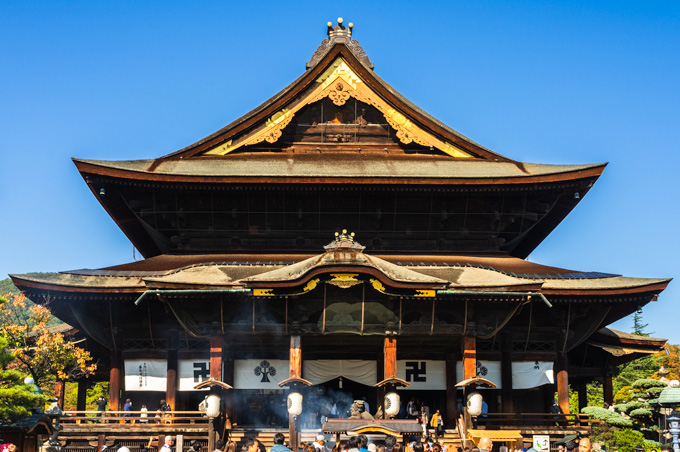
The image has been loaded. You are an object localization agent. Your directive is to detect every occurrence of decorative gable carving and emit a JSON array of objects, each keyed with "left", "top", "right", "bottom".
[{"left": 204, "top": 58, "right": 473, "bottom": 158}]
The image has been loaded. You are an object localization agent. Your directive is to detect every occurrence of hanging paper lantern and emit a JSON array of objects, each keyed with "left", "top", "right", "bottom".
[
  {"left": 206, "top": 394, "right": 221, "bottom": 418},
  {"left": 385, "top": 392, "right": 400, "bottom": 417},
  {"left": 467, "top": 391, "right": 483, "bottom": 416},
  {"left": 288, "top": 392, "right": 303, "bottom": 416}
]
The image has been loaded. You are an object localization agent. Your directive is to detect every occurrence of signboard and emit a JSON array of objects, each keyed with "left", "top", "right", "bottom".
[
  {"left": 533, "top": 435, "right": 550, "bottom": 452},
  {"left": 178, "top": 359, "right": 211, "bottom": 391},
  {"left": 397, "top": 360, "right": 446, "bottom": 390},
  {"left": 124, "top": 359, "right": 167, "bottom": 392},
  {"left": 234, "top": 359, "right": 289, "bottom": 389}
]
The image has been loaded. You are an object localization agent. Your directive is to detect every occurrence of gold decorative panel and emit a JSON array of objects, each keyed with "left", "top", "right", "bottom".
[{"left": 204, "top": 58, "right": 473, "bottom": 158}]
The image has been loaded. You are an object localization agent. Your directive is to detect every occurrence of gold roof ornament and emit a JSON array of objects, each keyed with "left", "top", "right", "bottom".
[{"left": 324, "top": 229, "right": 366, "bottom": 251}]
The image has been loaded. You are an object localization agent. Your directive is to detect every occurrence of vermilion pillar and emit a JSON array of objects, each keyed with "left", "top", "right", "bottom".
[
  {"left": 556, "top": 353, "right": 570, "bottom": 414},
  {"left": 166, "top": 330, "right": 178, "bottom": 411},
  {"left": 109, "top": 350, "right": 122, "bottom": 411},
  {"left": 210, "top": 336, "right": 223, "bottom": 381},
  {"left": 463, "top": 336, "right": 477, "bottom": 379}
]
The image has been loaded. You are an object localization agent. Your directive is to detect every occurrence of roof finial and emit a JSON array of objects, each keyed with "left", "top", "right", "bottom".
[{"left": 327, "top": 17, "right": 353, "bottom": 39}]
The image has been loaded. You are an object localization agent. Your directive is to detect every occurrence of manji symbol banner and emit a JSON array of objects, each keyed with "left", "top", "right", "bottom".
[
  {"left": 178, "top": 359, "right": 211, "bottom": 391},
  {"left": 124, "top": 359, "right": 167, "bottom": 392},
  {"left": 397, "top": 360, "right": 446, "bottom": 390},
  {"left": 234, "top": 359, "right": 290, "bottom": 389}
]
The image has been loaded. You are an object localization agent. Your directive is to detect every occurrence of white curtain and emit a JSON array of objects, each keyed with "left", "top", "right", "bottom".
[
  {"left": 512, "top": 361, "right": 554, "bottom": 389},
  {"left": 124, "top": 359, "right": 167, "bottom": 392},
  {"left": 234, "top": 359, "right": 289, "bottom": 389},
  {"left": 178, "top": 359, "right": 211, "bottom": 391},
  {"left": 397, "top": 360, "right": 446, "bottom": 390},
  {"left": 303, "top": 360, "right": 377, "bottom": 386},
  {"left": 454, "top": 361, "right": 554, "bottom": 389}
]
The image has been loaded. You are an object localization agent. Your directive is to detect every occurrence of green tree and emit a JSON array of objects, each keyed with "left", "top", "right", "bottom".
[
  {"left": 0, "top": 292, "right": 96, "bottom": 388},
  {"left": 0, "top": 307, "right": 44, "bottom": 419}
]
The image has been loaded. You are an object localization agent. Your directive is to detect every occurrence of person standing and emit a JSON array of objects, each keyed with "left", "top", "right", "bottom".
[
  {"left": 123, "top": 399, "right": 132, "bottom": 423},
  {"left": 430, "top": 410, "right": 444, "bottom": 441},
  {"left": 96, "top": 395, "right": 107, "bottom": 422},
  {"left": 140, "top": 404, "right": 148, "bottom": 423}
]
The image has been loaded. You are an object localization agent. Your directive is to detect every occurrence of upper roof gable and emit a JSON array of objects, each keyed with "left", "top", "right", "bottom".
[{"left": 161, "top": 21, "right": 513, "bottom": 163}]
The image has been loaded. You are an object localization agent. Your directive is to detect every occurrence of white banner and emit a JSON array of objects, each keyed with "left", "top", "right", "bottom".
[
  {"left": 512, "top": 361, "right": 554, "bottom": 389},
  {"left": 124, "top": 359, "right": 167, "bottom": 392},
  {"left": 456, "top": 360, "right": 502, "bottom": 388},
  {"left": 454, "top": 361, "right": 554, "bottom": 389},
  {"left": 179, "top": 359, "right": 211, "bottom": 391},
  {"left": 234, "top": 359, "right": 289, "bottom": 389},
  {"left": 397, "top": 360, "right": 446, "bottom": 390},
  {"left": 303, "top": 360, "right": 377, "bottom": 386}
]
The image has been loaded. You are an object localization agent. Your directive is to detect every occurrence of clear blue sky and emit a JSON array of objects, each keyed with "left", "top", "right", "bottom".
[{"left": 1, "top": 1, "right": 678, "bottom": 342}]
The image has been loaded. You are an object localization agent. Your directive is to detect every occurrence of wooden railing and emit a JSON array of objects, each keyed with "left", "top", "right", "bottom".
[
  {"left": 474, "top": 413, "right": 601, "bottom": 430},
  {"left": 60, "top": 411, "right": 210, "bottom": 431}
]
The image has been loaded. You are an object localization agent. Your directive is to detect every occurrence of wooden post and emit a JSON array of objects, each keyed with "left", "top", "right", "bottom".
[
  {"left": 210, "top": 336, "right": 223, "bottom": 381},
  {"left": 462, "top": 335, "right": 477, "bottom": 431},
  {"left": 109, "top": 350, "right": 122, "bottom": 412},
  {"left": 603, "top": 374, "right": 614, "bottom": 407},
  {"left": 289, "top": 335, "right": 302, "bottom": 451},
  {"left": 445, "top": 353, "right": 458, "bottom": 428},
  {"left": 176, "top": 435, "right": 184, "bottom": 452},
  {"left": 167, "top": 330, "right": 179, "bottom": 412},
  {"left": 97, "top": 434, "right": 105, "bottom": 452},
  {"left": 384, "top": 337, "right": 397, "bottom": 379},
  {"left": 556, "top": 353, "right": 570, "bottom": 414},
  {"left": 76, "top": 379, "right": 88, "bottom": 411},
  {"left": 500, "top": 334, "right": 514, "bottom": 413},
  {"left": 462, "top": 336, "right": 476, "bottom": 379},
  {"left": 578, "top": 381, "right": 588, "bottom": 411},
  {"left": 55, "top": 379, "right": 66, "bottom": 409}
]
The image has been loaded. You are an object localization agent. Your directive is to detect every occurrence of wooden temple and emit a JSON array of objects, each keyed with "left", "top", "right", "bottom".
[{"left": 11, "top": 19, "right": 670, "bottom": 446}]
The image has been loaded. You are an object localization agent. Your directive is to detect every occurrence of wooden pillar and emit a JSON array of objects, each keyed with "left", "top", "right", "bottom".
[
  {"left": 445, "top": 353, "right": 458, "bottom": 428},
  {"left": 603, "top": 374, "right": 614, "bottom": 407},
  {"left": 210, "top": 336, "right": 223, "bottom": 381},
  {"left": 54, "top": 379, "right": 66, "bottom": 409},
  {"left": 77, "top": 380, "right": 88, "bottom": 411},
  {"left": 109, "top": 349, "right": 122, "bottom": 412},
  {"left": 578, "top": 381, "right": 588, "bottom": 411},
  {"left": 380, "top": 336, "right": 397, "bottom": 418},
  {"left": 556, "top": 352, "right": 570, "bottom": 414},
  {"left": 500, "top": 334, "right": 514, "bottom": 413},
  {"left": 166, "top": 329, "right": 178, "bottom": 411},
  {"left": 289, "top": 335, "right": 302, "bottom": 451},
  {"left": 224, "top": 354, "right": 235, "bottom": 425},
  {"left": 462, "top": 336, "right": 476, "bottom": 379}
]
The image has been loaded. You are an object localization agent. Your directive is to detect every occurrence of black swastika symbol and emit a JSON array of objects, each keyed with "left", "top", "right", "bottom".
[
  {"left": 405, "top": 361, "right": 427, "bottom": 382},
  {"left": 194, "top": 362, "right": 210, "bottom": 382}
]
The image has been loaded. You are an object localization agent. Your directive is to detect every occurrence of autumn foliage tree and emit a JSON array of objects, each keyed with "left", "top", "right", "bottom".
[{"left": 0, "top": 292, "right": 96, "bottom": 389}]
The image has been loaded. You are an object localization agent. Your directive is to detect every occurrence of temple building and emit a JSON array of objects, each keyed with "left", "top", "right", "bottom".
[{"left": 11, "top": 19, "right": 670, "bottom": 444}]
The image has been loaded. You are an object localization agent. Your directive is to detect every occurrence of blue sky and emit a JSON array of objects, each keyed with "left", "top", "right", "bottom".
[{"left": 1, "top": 1, "right": 678, "bottom": 342}]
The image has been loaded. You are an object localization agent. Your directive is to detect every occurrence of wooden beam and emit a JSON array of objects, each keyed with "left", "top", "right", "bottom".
[
  {"left": 210, "top": 336, "right": 223, "bottom": 381},
  {"left": 384, "top": 337, "right": 397, "bottom": 379},
  {"left": 109, "top": 350, "right": 122, "bottom": 412},
  {"left": 445, "top": 353, "right": 458, "bottom": 428},
  {"left": 603, "top": 374, "right": 614, "bottom": 407},
  {"left": 166, "top": 329, "right": 179, "bottom": 411},
  {"left": 55, "top": 380, "right": 66, "bottom": 409},
  {"left": 462, "top": 336, "right": 477, "bottom": 379},
  {"left": 290, "top": 335, "right": 302, "bottom": 379},
  {"left": 76, "top": 380, "right": 88, "bottom": 411},
  {"left": 556, "top": 353, "right": 570, "bottom": 414}
]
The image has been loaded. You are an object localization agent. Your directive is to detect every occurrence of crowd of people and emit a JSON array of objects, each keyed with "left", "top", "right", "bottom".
[{"left": 109, "top": 434, "right": 673, "bottom": 452}]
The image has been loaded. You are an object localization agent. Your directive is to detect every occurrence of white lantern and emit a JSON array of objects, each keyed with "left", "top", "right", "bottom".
[
  {"left": 288, "top": 391, "right": 303, "bottom": 416},
  {"left": 206, "top": 394, "right": 221, "bottom": 418},
  {"left": 385, "top": 392, "right": 400, "bottom": 417},
  {"left": 467, "top": 391, "right": 483, "bottom": 416}
]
